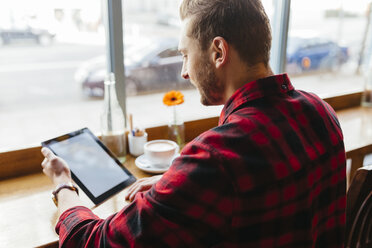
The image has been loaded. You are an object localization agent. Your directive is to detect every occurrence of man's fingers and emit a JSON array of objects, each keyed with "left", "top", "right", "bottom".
[
  {"left": 127, "top": 184, "right": 141, "bottom": 198},
  {"left": 41, "top": 147, "right": 56, "bottom": 160},
  {"left": 125, "top": 176, "right": 162, "bottom": 201},
  {"left": 125, "top": 182, "right": 145, "bottom": 201},
  {"left": 41, "top": 158, "right": 47, "bottom": 168},
  {"left": 126, "top": 179, "right": 144, "bottom": 194},
  {"left": 128, "top": 193, "right": 135, "bottom": 202},
  {"left": 129, "top": 190, "right": 139, "bottom": 202}
]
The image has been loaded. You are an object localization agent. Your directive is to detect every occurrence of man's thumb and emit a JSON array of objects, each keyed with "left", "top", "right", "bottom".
[{"left": 41, "top": 147, "right": 56, "bottom": 160}]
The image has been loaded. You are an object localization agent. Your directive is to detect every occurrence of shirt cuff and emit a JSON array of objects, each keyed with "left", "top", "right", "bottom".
[{"left": 55, "top": 206, "right": 99, "bottom": 245}]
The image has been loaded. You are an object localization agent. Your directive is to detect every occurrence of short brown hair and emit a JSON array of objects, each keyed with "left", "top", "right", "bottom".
[{"left": 180, "top": 0, "right": 272, "bottom": 66}]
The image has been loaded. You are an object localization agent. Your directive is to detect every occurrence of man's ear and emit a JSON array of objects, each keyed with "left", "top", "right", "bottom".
[{"left": 211, "top": 37, "right": 228, "bottom": 69}]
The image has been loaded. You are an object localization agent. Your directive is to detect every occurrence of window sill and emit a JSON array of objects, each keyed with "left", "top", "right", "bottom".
[{"left": 0, "top": 90, "right": 368, "bottom": 181}]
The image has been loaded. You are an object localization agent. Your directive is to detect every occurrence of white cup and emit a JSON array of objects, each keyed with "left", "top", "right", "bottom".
[
  {"left": 144, "top": 140, "right": 179, "bottom": 168},
  {"left": 128, "top": 132, "right": 148, "bottom": 157}
]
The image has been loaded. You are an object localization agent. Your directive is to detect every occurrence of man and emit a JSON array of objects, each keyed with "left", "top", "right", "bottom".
[{"left": 41, "top": 0, "right": 346, "bottom": 247}]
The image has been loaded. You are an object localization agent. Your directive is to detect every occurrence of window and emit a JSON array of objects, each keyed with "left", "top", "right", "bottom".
[
  {"left": 0, "top": 0, "right": 276, "bottom": 149},
  {"left": 0, "top": 0, "right": 106, "bottom": 150},
  {"left": 286, "top": 0, "right": 369, "bottom": 98},
  {"left": 124, "top": 0, "right": 276, "bottom": 129},
  {"left": 6, "top": 0, "right": 365, "bottom": 150}
]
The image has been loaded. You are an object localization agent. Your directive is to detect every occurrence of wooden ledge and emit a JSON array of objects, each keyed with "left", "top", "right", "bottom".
[
  {"left": 323, "top": 91, "right": 362, "bottom": 111},
  {"left": 0, "top": 92, "right": 368, "bottom": 181},
  {"left": 0, "top": 146, "right": 45, "bottom": 180},
  {"left": 0, "top": 117, "right": 219, "bottom": 181}
]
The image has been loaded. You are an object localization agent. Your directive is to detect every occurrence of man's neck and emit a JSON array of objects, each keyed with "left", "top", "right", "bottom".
[{"left": 223, "top": 62, "right": 274, "bottom": 102}]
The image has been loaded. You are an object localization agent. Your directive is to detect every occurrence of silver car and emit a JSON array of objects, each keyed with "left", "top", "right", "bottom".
[{"left": 75, "top": 38, "right": 191, "bottom": 97}]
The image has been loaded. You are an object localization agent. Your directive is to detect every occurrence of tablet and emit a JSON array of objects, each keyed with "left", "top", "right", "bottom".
[{"left": 42, "top": 128, "right": 136, "bottom": 205}]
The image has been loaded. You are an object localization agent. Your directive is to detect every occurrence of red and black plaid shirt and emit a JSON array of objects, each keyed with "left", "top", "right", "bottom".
[{"left": 56, "top": 74, "right": 346, "bottom": 247}]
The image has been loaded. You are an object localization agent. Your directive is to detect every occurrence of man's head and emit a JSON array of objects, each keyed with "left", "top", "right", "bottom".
[
  {"left": 178, "top": 0, "right": 272, "bottom": 105},
  {"left": 180, "top": 0, "right": 271, "bottom": 67}
]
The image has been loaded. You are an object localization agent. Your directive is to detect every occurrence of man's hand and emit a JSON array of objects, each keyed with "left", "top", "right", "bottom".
[
  {"left": 125, "top": 175, "right": 162, "bottom": 202},
  {"left": 41, "top": 147, "right": 72, "bottom": 186}
]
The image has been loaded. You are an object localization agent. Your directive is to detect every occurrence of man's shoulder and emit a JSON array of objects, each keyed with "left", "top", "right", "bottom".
[
  {"left": 183, "top": 115, "right": 259, "bottom": 156},
  {"left": 296, "top": 89, "right": 336, "bottom": 112},
  {"left": 295, "top": 89, "right": 341, "bottom": 125}
]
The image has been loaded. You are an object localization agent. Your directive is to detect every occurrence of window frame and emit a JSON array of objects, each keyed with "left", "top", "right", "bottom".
[{"left": 103, "top": 0, "right": 127, "bottom": 126}]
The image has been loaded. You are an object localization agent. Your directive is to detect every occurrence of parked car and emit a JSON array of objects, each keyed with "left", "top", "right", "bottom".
[
  {"left": 75, "top": 38, "right": 191, "bottom": 97},
  {"left": 286, "top": 36, "right": 349, "bottom": 74},
  {"left": 0, "top": 26, "right": 55, "bottom": 46}
]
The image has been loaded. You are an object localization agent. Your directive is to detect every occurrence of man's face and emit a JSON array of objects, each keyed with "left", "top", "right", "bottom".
[{"left": 178, "top": 18, "right": 225, "bottom": 106}]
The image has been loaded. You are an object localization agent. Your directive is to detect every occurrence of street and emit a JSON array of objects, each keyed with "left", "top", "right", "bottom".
[
  {"left": 0, "top": 43, "right": 105, "bottom": 112},
  {"left": 0, "top": 43, "right": 107, "bottom": 150}
]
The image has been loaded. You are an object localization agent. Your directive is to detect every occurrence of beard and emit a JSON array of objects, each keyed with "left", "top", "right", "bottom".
[{"left": 194, "top": 55, "right": 225, "bottom": 106}]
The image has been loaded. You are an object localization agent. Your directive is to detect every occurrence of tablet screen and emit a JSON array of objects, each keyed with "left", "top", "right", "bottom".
[{"left": 43, "top": 128, "right": 136, "bottom": 205}]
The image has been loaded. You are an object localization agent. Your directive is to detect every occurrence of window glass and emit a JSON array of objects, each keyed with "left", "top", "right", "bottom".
[
  {"left": 0, "top": 0, "right": 106, "bottom": 150},
  {"left": 286, "top": 0, "right": 369, "bottom": 97},
  {"left": 0, "top": 0, "right": 274, "bottom": 150},
  {"left": 124, "top": 0, "right": 275, "bottom": 129}
]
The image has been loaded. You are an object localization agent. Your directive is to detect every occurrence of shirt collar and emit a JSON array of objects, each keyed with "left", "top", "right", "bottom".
[{"left": 219, "top": 73, "right": 294, "bottom": 125}]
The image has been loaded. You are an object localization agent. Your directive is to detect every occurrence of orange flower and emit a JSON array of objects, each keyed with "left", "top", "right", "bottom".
[{"left": 163, "top": 91, "right": 184, "bottom": 106}]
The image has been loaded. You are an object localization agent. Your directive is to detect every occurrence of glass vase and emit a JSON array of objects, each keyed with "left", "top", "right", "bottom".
[
  {"left": 100, "top": 73, "right": 127, "bottom": 162},
  {"left": 168, "top": 105, "right": 185, "bottom": 148}
]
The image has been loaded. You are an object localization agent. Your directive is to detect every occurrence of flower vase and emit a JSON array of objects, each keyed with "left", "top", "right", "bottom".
[{"left": 168, "top": 105, "right": 185, "bottom": 148}]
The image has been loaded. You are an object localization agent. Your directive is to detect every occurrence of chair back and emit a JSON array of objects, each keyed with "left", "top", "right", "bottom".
[{"left": 346, "top": 165, "right": 372, "bottom": 248}]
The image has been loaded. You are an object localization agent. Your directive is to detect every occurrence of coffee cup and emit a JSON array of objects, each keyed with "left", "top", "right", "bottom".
[{"left": 144, "top": 140, "right": 179, "bottom": 168}]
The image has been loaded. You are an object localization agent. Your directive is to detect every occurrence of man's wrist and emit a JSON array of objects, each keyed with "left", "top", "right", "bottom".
[
  {"left": 52, "top": 175, "right": 72, "bottom": 186},
  {"left": 52, "top": 182, "right": 79, "bottom": 206}
]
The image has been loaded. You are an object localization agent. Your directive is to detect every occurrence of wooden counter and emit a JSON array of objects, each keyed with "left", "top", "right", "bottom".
[
  {"left": 337, "top": 106, "right": 372, "bottom": 186},
  {"left": 0, "top": 156, "right": 151, "bottom": 248},
  {"left": 1, "top": 105, "right": 372, "bottom": 247}
]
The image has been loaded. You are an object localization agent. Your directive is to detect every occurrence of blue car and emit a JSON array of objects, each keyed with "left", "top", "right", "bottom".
[{"left": 286, "top": 37, "right": 349, "bottom": 74}]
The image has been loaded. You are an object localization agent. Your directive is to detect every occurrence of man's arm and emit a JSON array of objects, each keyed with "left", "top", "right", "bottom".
[
  {"left": 55, "top": 188, "right": 82, "bottom": 215},
  {"left": 41, "top": 139, "right": 233, "bottom": 247},
  {"left": 41, "top": 147, "right": 86, "bottom": 216}
]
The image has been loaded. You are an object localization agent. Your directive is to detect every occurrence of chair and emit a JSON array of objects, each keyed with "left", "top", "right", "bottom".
[{"left": 346, "top": 165, "right": 372, "bottom": 248}]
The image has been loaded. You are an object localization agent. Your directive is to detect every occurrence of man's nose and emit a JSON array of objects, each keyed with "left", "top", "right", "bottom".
[{"left": 181, "top": 64, "right": 189, "bottom": 80}]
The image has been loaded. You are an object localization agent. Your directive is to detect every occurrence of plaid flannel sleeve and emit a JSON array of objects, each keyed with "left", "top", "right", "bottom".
[{"left": 55, "top": 138, "right": 234, "bottom": 248}]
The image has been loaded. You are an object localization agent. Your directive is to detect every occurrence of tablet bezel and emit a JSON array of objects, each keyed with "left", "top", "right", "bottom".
[{"left": 42, "top": 127, "right": 136, "bottom": 205}]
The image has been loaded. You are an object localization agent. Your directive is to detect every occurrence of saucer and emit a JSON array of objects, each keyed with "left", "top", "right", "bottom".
[{"left": 135, "top": 154, "right": 179, "bottom": 174}]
